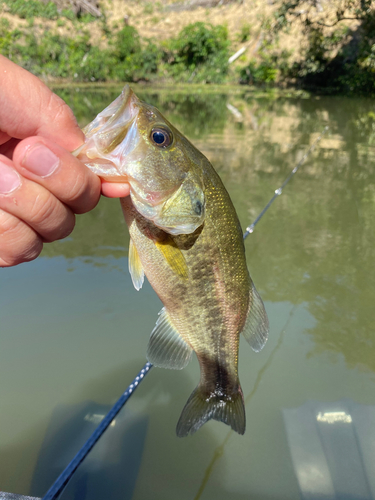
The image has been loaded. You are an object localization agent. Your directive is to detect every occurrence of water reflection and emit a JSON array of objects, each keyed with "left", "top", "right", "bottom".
[
  {"left": 1, "top": 87, "right": 374, "bottom": 498},
  {"left": 283, "top": 400, "right": 375, "bottom": 499}
]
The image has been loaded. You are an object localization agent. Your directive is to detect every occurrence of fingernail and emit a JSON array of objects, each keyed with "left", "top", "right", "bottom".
[
  {"left": 0, "top": 160, "right": 21, "bottom": 194},
  {"left": 23, "top": 143, "right": 59, "bottom": 177}
]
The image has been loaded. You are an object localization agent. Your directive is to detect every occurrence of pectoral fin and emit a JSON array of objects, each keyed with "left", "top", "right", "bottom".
[
  {"left": 128, "top": 239, "right": 144, "bottom": 291},
  {"left": 242, "top": 282, "right": 269, "bottom": 352},
  {"left": 147, "top": 307, "right": 193, "bottom": 369},
  {"left": 155, "top": 238, "right": 188, "bottom": 278}
]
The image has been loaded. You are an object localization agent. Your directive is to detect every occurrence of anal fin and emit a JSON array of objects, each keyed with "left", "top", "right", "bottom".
[
  {"left": 128, "top": 238, "right": 144, "bottom": 291},
  {"left": 242, "top": 282, "right": 269, "bottom": 352},
  {"left": 147, "top": 307, "right": 193, "bottom": 370}
]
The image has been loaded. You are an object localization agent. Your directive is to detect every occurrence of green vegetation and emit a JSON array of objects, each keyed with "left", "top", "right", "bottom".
[
  {"left": 239, "top": 60, "right": 278, "bottom": 85},
  {"left": 2, "top": 0, "right": 81, "bottom": 21},
  {"left": 4, "top": 0, "right": 60, "bottom": 19},
  {"left": 237, "top": 23, "right": 251, "bottom": 43},
  {"left": 1, "top": 0, "right": 375, "bottom": 94},
  {"left": 0, "top": 16, "right": 228, "bottom": 84},
  {"left": 0, "top": 20, "right": 160, "bottom": 82},
  {"left": 164, "top": 22, "right": 230, "bottom": 83}
]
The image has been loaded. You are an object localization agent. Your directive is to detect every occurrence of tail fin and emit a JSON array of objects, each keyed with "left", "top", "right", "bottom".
[{"left": 176, "top": 385, "right": 246, "bottom": 437}]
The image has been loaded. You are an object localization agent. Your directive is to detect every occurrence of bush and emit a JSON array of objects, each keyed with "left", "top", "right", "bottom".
[
  {"left": 166, "top": 22, "right": 230, "bottom": 83},
  {"left": 136, "top": 40, "right": 161, "bottom": 78},
  {"left": 108, "top": 26, "right": 160, "bottom": 82},
  {"left": 112, "top": 26, "right": 141, "bottom": 60},
  {"left": 239, "top": 60, "right": 278, "bottom": 85}
]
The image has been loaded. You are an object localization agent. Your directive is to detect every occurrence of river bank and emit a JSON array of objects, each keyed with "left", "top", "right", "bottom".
[{"left": 1, "top": 0, "right": 374, "bottom": 94}]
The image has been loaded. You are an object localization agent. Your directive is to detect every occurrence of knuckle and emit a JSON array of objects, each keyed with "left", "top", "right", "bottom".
[
  {"left": 46, "top": 92, "right": 72, "bottom": 123},
  {"left": 28, "top": 193, "right": 75, "bottom": 241},
  {"left": 29, "top": 193, "right": 58, "bottom": 226},
  {"left": 18, "top": 238, "right": 43, "bottom": 263},
  {"left": 66, "top": 168, "right": 99, "bottom": 213},
  {"left": 0, "top": 209, "right": 23, "bottom": 238},
  {"left": 67, "top": 169, "right": 88, "bottom": 202},
  {"left": 43, "top": 214, "right": 76, "bottom": 243},
  {"left": 0, "top": 210, "right": 42, "bottom": 266}
]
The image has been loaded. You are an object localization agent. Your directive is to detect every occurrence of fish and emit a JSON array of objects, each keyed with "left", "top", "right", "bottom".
[{"left": 74, "top": 86, "right": 269, "bottom": 437}]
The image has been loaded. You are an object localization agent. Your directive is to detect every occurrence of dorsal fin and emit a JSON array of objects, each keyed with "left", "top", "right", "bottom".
[
  {"left": 128, "top": 238, "right": 144, "bottom": 291},
  {"left": 147, "top": 307, "right": 193, "bottom": 369},
  {"left": 154, "top": 237, "right": 188, "bottom": 278},
  {"left": 242, "top": 282, "right": 269, "bottom": 352}
]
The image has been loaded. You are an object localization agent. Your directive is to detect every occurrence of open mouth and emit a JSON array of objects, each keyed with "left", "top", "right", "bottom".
[{"left": 73, "top": 86, "right": 141, "bottom": 181}]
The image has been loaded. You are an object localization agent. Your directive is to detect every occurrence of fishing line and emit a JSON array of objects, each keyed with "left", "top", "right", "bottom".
[
  {"left": 243, "top": 126, "right": 329, "bottom": 239},
  {"left": 41, "top": 125, "right": 328, "bottom": 500}
]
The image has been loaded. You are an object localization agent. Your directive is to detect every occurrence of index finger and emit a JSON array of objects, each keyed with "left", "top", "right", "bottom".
[{"left": 0, "top": 56, "right": 84, "bottom": 151}]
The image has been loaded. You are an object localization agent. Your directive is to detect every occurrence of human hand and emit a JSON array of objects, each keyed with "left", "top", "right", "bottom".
[{"left": 0, "top": 56, "right": 130, "bottom": 267}]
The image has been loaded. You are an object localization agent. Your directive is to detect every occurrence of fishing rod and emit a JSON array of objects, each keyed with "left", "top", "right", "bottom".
[{"left": 41, "top": 125, "right": 328, "bottom": 500}]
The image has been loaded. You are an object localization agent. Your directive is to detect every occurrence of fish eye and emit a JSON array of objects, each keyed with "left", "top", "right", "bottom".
[{"left": 150, "top": 127, "right": 173, "bottom": 148}]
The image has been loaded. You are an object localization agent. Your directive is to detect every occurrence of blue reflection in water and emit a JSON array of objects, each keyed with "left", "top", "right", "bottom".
[{"left": 30, "top": 402, "right": 148, "bottom": 500}]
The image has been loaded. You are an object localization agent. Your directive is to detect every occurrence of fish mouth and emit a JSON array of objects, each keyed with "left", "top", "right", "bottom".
[{"left": 73, "top": 85, "right": 141, "bottom": 180}]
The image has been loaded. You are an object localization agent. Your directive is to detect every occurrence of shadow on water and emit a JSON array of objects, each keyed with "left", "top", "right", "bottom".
[{"left": 30, "top": 399, "right": 148, "bottom": 499}]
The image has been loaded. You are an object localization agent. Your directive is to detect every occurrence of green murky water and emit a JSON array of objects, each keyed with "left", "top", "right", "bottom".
[{"left": 1, "top": 86, "right": 375, "bottom": 499}]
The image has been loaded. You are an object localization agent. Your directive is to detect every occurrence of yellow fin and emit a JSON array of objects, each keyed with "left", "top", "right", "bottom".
[
  {"left": 129, "top": 239, "right": 144, "bottom": 291},
  {"left": 155, "top": 238, "right": 188, "bottom": 278}
]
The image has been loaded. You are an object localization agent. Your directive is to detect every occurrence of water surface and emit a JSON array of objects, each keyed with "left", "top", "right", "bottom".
[{"left": 1, "top": 86, "right": 375, "bottom": 499}]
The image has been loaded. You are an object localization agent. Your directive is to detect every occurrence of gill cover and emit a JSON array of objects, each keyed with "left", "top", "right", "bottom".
[{"left": 74, "top": 85, "right": 206, "bottom": 235}]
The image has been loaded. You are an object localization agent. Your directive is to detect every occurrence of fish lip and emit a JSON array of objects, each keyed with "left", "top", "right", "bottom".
[
  {"left": 73, "top": 86, "right": 141, "bottom": 179},
  {"left": 84, "top": 85, "right": 137, "bottom": 140}
]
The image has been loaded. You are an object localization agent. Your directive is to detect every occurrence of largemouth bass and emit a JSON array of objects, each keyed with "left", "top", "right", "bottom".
[{"left": 75, "top": 86, "right": 269, "bottom": 437}]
